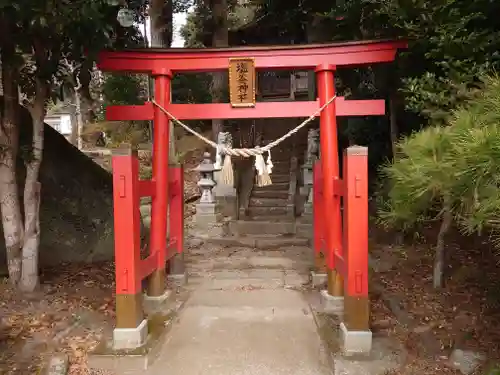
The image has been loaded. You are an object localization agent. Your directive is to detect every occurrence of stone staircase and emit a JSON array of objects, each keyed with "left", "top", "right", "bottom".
[
  {"left": 215, "top": 119, "right": 314, "bottom": 248},
  {"left": 245, "top": 160, "right": 293, "bottom": 219}
]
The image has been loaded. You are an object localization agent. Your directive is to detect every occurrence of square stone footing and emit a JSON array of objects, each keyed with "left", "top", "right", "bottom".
[
  {"left": 143, "top": 290, "right": 174, "bottom": 314},
  {"left": 168, "top": 272, "right": 188, "bottom": 287},
  {"left": 310, "top": 271, "right": 327, "bottom": 287},
  {"left": 113, "top": 319, "right": 148, "bottom": 350},
  {"left": 333, "top": 337, "right": 407, "bottom": 375},
  {"left": 89, "top": 314, "right": 173, "bottom": 372},
  {"left": 320, "top": 289, "right": 344, "bottom": 315},
  {"left": 340, "top": 322, "right": 372, "bottom": 356}
]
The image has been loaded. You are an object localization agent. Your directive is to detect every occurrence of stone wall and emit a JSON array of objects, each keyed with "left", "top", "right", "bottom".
[{"left": 0, "top": 103, "right": 115, "bottom": 272}]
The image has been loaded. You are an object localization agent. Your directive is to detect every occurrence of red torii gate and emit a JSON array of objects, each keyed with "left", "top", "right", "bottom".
[{"left": 97, "top": 39, "right": 406, "bottom": 351}]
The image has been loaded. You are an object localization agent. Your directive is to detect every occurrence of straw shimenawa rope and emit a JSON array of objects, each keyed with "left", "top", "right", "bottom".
[{"left": 151, "top": 95, "right": 336, "bottom": 186}]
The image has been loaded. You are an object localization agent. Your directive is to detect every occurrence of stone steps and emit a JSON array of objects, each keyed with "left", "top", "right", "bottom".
[
  {"left": 198, "top": 234, "right": 310, "bottom": 249},
  {"left": 229, "top": 220, "right": 296, "bottom": 236},
  {"left": 267, "top": 174, "right": 290, "bottom": 184},
  {"left": 238, "top": 215, "right": 296, "bottom": 222},
  {"left": 247, "top": 206, "right": 289, "bottom": 217},
  {"left": 269, "top": 165, "right": 291, "bottom": 173},
  {"left": 186, "top": 264, "right": 312, "bottom": 278},
  {"left": 253, "top": 182, "right": 289, "bottom": 191},
  {"left": 248, "top": 198, "right": 288, "bottom": 207},
  {"left": 228, "top": 220, "right": 312, "bottom": 237},
  {"left": 251, "top": 190, "right": 289, "bottom": 199},
  {"left": 186, "top": 256, "right": 312, "bottom": 273}
]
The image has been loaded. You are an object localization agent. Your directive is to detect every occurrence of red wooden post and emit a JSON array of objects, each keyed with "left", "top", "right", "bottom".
[
  {"left": 168, "top": 165, "right": 184, "bottom": 259},
  {"left": 111, "top": 145, "right": 144, "bottom": 330},
  {"left": 313, "top": 160, "right": 326, "bottom": 273},
  {"left": 148, "top": 70, "right": 172, "bottom": 297},
  {"left": 316, "top": 64, "right": 343, "bottom": 296},
  {"left": 342, "top": 146, "right": 369, "bottom": 332}
]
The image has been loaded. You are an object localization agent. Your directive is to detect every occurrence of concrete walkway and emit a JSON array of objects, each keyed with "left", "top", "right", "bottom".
[{"left": 146, "top": 244, "right": 331, "bottom": 375}]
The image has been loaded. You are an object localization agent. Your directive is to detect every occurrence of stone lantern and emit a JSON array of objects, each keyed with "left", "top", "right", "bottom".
[{"left": 194, "top": 152, "right": 222, "bottom": 230}]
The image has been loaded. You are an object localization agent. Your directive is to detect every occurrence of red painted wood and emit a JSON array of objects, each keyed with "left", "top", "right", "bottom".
[
  {"left": 334, "top": 253, "right": 345, "bottom": 279},
  {"left": 313, "top": 161, "right": 324, "bottom": 256},
  {"left": 166, "top": 238, "right": 178, "bottom": 257},
  {"left": 332, "top": 178, "right": 344, "bottom": 197},
  {"left": 104, "top": 39, "right": 406, "bottom": 309},
  {"left": 137, "top": 180, "right": 155, "bottom": 198},
  {"left": 168, "top": 166, "right": 184, "bottom": 257},
  {"left": 139, "top": 252, "right": 159, "bottom": 280},
  {"left": 150, "top": 74, "right": 171, "bottom": 271},
  {"left": 317, "top": 66, "right": 342, "bottom": 271},
  {"left": 111, "top": 153, "right": 142, "bottom": 295},
  {"left": 105, "top": 98, "right": 385, "bottom": 122},
  {"left": 342, "top": 147, "right": 369, "bottom": 297},
  {"left": 105, "top": 103, "right": 154, "bottom": 121},
  {"left": 98, "top": 40, "right": 407, "bottom": 73}
]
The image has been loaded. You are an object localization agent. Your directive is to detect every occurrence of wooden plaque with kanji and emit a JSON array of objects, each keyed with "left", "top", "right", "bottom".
[{"left": 229, "top": 57, "right": 256, "bottom": 108}]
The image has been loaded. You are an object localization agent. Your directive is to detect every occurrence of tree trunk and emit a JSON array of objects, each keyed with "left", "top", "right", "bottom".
[
  {"left": 211, "top": 73, "right": 225, "bottom": 138},
  {"left": 69, "top": 92, "right": 78, "bottom": 146},
  {"left": 389, "top": 93, "right": 399, "bottom": 159},
  {"left": 385, "top": 61, "right": 401, "bottom": 160},
  {"left": 433, "top": 198, "right": 453, "bottom": 289},
  {"left": 75, "top": 88, "right": 83, "bottom": 150},
  {"left": 78, "top": 61, "right": 96, "bottom": 125},
  {"left": 210, "top": 0, "right": 228, "bottom": 141},
  {"left": 150, "top": 0, "right": 173, "bottom": 48},
  {"left": 0, "top": 42, "right": 24, "bottom": 286},
  {"left": 20, "top": 77, "right": 47, "bottom": 292}
]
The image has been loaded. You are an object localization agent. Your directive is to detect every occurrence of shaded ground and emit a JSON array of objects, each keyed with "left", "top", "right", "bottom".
[
  {"left": 0, "top": 141, "right": 205, "bottom": 375},
  {"left": 2, "top": 136, "right": 500, "bottom": 373},
  {"left": 0, "top": 263, "right": 115, "bottom": 374},
  {"left": 369, "top": 229, "right": 500, "bottom": 375},
  {"left": 145, "top": 242, "right": 330, "bottom": 375},
  {"left": 2, "top": 227, "right": 500, "bottom": 374}
]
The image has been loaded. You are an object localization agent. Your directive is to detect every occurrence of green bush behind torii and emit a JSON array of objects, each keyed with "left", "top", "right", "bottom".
[{"left": 379, "top": 75, "right": 500, "bottom": 287}]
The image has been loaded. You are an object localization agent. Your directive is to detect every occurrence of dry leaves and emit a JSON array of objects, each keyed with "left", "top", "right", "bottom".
[
  {"left": 0, "top": 262, "right": 115, "bottom": 374},
  {"left": 0, "top": 149, "right": 204, "bottom": 375},
  {"left": 370, "top": 228, "right": 500, "bottom": 375}
]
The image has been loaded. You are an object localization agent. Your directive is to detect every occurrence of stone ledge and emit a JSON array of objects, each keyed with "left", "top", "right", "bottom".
[
  {"left": 310, "top": 271, "right": 327, "bottom": 288},
  {"left": 339, "top": 322, "right": 372, "bottom": 356},
  {"left": 200, "top": 235, "right": 310, "bottom": 249},
  {"left": 168, "top": 272, "right": 188, "bottom": 287},
  {"left": 311, "top": 308, "right": 407, "bottom": 375},
  {"left": 228, "top": 220, "right": 296, "bottom": 236},
  {"left": 333, "top": 335, "right": 406, "bottom": 375},
  {"left": 295, "top": 223, "right": 313, "bottom": 239},
  {"left": 88, "top": 314, "right": 174, "bottom": 372},
  {"left": 320, "top": 290, "right": 344, "bottom": 315},
  {"left": 143, "top": 289, "right": 176, "bottom": 315},
  {"left": 113, "top": 319, "right": 148, "bottom": 350}
]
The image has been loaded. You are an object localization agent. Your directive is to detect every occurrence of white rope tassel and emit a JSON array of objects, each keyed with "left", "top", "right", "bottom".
[
  {"left": 221, "top": 154, "right": 234, "bottom": 186},
  {"left": 266, "top": 150, "right": 273, "bottom": 175},
  {"left": 214, "top": 145, "right": 222, "bottom": 169},
  {"left": 254, "top": 149, "right": 272, "bottom": 187}
]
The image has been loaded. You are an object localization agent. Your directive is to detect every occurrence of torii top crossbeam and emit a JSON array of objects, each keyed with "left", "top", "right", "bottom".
[
  {"left": 97, "top": 39, "right": 407, "bottom": 121},
  {"left": 98, "top": 39, "right": 407, "bottom": 73}
]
